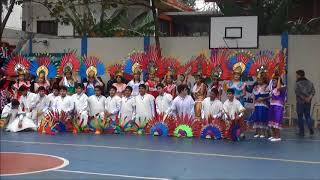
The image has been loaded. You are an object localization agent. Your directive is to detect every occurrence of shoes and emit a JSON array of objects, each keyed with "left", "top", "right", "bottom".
[
  {"left": 268, "top": 137, "right": 274, "bottom": 140},
  {"left": 260, "top": 135, "right": 265, "bottom": 138},
  {"left": 254, "top": 134, "right": 259, "bottom": 138},
  {"left": 310, "top": 129, "right": 314, "bottom": 135},
  {"left": 271, "top": 138, "right": 281, "bottom": 142}
]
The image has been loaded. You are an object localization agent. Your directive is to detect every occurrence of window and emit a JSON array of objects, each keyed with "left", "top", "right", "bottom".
[
  {"left": 22, "top": 21, "right": 26, "bottom": 31},
  {"left": 37, "top": 21, "right": 58, "bottom": 35}
]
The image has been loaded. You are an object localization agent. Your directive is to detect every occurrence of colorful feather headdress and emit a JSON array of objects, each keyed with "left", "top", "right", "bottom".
[
  {"left": 5, "top": 55, "right": 30, "bottom": 76},
  {"left": 249, "top": 50, "right": 274, "bottom": 79},
  {"left": 209, "top": 48, "right": 231, "bottom": 80},
  {"left": 30, "top": 55, "right": 57, "bottom": 79},
  {"left": 228, "top": 50, "right": 254, "bottom": 77},
  {"left": 107, "top": 64, "right": 124, "bottom": 77},
  {"left": 79, "top": 56, "right": 105, "bottom": 79},
  {"left": 57, "top": 52, "right": 80, "bottom": 76}
]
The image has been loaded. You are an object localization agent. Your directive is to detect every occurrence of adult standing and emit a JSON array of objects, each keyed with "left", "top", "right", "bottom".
[{"left": 295, "top": 70, "right": 315, "bottom": 136}]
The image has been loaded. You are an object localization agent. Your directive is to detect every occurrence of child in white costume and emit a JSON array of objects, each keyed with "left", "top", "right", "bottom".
[{"left": 2, "top": 99, "right": 37, "bottom": 132}]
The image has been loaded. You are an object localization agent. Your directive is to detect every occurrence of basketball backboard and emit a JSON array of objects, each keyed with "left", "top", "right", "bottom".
[{"left": 210, "top": 16, "right": 258, "bottom": 49}]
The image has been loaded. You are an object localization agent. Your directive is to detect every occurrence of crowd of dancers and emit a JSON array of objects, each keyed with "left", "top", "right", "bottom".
[{"left": 0, "top": 48, "right": 289, "bottom": 142}]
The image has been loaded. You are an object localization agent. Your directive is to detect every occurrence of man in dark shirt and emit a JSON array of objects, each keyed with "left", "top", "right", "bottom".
[{"left": 295, "top": 70, "right": 316, "bottom": 136}]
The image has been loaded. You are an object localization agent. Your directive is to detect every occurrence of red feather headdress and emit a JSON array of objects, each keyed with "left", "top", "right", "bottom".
[
  {"left": 58, "top": 52, "right": 80, "bottom": 76},
  {"left": 5, "top": 55, "right": 30, "bottom": 76},
  {"left": 268, "top": 50, "right": 286, "bottom": 79},
  {"left": 209, "top": 48, "right": 231, "bottom": 80},
  {"left": 249, "top": 50, "right": 274, "bottom": 78},
  {"left": 107, "top": 64, "right": 124, "bottom": 77}
]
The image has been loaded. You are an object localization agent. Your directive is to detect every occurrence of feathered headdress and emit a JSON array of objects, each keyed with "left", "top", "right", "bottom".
[
  {"left": 30, "top": 55, "right": 57, "bottom": 79},
  {"left": 191, "top": 53, "right": 209, "bottom": 77},
  {"left": 5, "top": 55, "right": 30, "bottom": 76},
  {"left": 57, "top": 52, "right": 80, "bottom": 76},
  {"left": 209, "top": 48, "right": 231, "bottom": 80},
  {"left": 144, "top": 113, "right": 175, "bottom": 136},
  {"left": 249, "top": 50, "right": 274, "bottom": 79},
  {"left": 163, "top": 57, "right": 181, "bottom": 78},
  {"left": 79, "top": 56, "right": 105, "bottom": 79},
  {"left": 268, "top": 49, "right": 286, "bottom": 79},
  {"left": 107, "top": 64, "right": 124, "bottom": 77},
  {"left": 228, "top": 50, "right": 254, "bottom": 77}
]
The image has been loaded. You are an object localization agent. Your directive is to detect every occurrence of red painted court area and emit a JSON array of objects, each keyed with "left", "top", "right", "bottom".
[{"left": 0, "top": 152, "right": 68, "bottom": 176}]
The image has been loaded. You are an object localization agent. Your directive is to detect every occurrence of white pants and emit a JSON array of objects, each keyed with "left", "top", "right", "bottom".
[{"left": 6, "top": 113, "right": 37, "bottom": 132}]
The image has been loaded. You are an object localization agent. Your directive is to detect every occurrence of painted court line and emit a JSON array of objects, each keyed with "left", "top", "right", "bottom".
[
  {"left": 1, "top": 140, "right": 320, "bottom": 165},
  {"left": 53, "top": 169, "right": 171, "bottom": 180},
  {"left": 1, "top": 152, "right": 69, "bottom": 176}
]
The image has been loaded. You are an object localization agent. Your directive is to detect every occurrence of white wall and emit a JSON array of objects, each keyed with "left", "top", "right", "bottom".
[
  {"left": 30, "top": 35, "right": 320, "bottom": 105},
  {"left": 32, "top": 38, "right": 81, "bottom": 56}
]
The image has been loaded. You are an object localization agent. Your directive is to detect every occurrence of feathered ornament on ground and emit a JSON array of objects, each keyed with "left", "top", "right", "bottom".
[
  {"left": 173, "top": 114, "right": 202, "bottom": 138},
  {"left": 201, "top": 116, "right": 228, "bottom": 140}
]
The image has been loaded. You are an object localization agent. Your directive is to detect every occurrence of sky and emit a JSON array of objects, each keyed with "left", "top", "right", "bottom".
[{"left": 3, "top": 0, "right": 214, "bottom": 31}]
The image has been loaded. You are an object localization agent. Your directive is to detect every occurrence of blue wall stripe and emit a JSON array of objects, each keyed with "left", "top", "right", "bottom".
[
  {"left": 81, "top": 36, "right": 88, "bottom": 56},
  {"left": 144, "top": 36, "right": 150, "bottom": 52}
]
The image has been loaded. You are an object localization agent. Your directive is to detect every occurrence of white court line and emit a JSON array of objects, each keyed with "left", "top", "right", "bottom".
[
  {"left": 1, "top": 140, "right": 320, "bottom": 165},
  {"left": 0, "top": 152, "right": 69, "bottom": 176},
  {"left": 53, "top": 169, "right": 171, "bottom": 180}
]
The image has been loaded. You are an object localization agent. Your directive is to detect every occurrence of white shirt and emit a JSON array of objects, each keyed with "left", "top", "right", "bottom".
[
  {"left": 127, "top": 80, "right": 144, "bottom": 96},
  {"left": 155, "top": 93, "right": 173, "bottom": 114},
  {"left": 201, "top": 97, "right": 223, "bottom": 119},
  {"left": 119, "top": 96, "right": 136, "bottom": 122},
  {"left": 72, "top": 93, "right": 88, "bottom": 113},
  {"left": 19, "top": 92, "right": 38, "bottom": 112},
  {"left": 35, "top": 94, "right": 49, "bottom": 113},
  {"left": 105, "top": 95, "right": 121, "bottom": 120},
  {"left": 87, "top": 95, "right": 107, "bottom": 116},
  {"left": 135, "top": 93, "right": 155, "bottom": 121},
  {"left": 47, "top": 93, "right": 59, "bottom": 110},
  {"left": 223, "top": 98, "right": 245, "bottom": 120},
  {"left": 169, "top": 95, "right": 195, "bottom": 117},
  {"left": 53, "top": 95, "right": 74, "bottom": 113}
]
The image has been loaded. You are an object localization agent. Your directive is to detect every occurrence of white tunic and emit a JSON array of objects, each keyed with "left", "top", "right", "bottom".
[
  {"left": 169, "top": 95, "right": 195, "bottom": 117},
  {"left": 47, "top": 93, "right": 59, "bottom": 110},
  {"left": 127, "top": 80, "right": 144, "bottom": 96},
  {"left": 223, "top": 99, "right": 245, "bottom": 120},
  {"left": 135, "top": 93, "right": 155, "bottom": 121},
  {"left": 105, "top": 95, "right": 121, "bottom": 121},
  {"left": 35, "top": 94, "right": 49, "bottom": 113},
  {"left": 72, "top": 93, "right": 88, "bottom": 113},
  {"left": 118, "top": 96, "right": 136, "bottom": 123},
  {"left": 19, "top": 92, "right": 38, "bottom": 112},
  {"left": 71, "top": 93, "right": 89, "bottom": 127},
  {"left": 201, "top": 97, "right": 224, "bottom": 119},
  {"left": 155, "top": 93, "right": 173, "bottom": 114},
  {"left": 19, "top": 92, "right": 39, "bottom": 120},
  {"left": 53, "top": 95, "right": 74, "bottom": 113},
  {"left": 87, "top": 95, "right": 107, "bottom": 116},
  {"left": 2, "top": 103, "right": 37, "bottom": 132}
]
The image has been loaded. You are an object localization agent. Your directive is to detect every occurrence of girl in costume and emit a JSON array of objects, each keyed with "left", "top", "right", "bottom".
[
  {"left": 252, "top": 73, "right": 270, "bottom": 138},
  {"left": 224, "top": 51, "right": 254, "bottom": 106},
  {"left": 225, "top": 65, "right": 247, "bottom": 105},
  {"left": 30, "top": 56, "right": 57, "bottom": 93},
  {"left": 145, "top": 62, "right": 159, "bottom": 98},
  {"left": 112, "top": 74, "right": 127, "bottom": 97},
  {"left": 127, "top": 63, "right": 144, "bottom": 97},
  {"left": 249, "top": 50, "right": 274, "bottom": 138},
  {"left": 5, "top": 55, "right": 31, "bottom": 98},
  {"left": 58, "top": 53, "right": 80, "bottom": 95},
  {"left": 163, "top": 75, "right": 177, "bottom": 98},
  {"left": 192, "top": 73, "right": 207, "bottom": 119},
  {"left": 80, "top": 56, "right": 105, "bottom": 97},
  {"left": 208, "top": 74, "right": 223, "bottom": 99},
  {"left": 0, "top": 69, "right": 12, "bottom": 114},
  {"left": 268, "top": 76, "right": 286, "bottom": 142}
]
